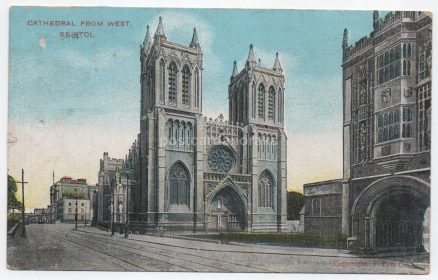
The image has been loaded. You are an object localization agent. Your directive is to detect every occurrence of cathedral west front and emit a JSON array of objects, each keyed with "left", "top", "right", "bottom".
[{"left": 116, "top": 17, "right": 288, "bottom": 232}]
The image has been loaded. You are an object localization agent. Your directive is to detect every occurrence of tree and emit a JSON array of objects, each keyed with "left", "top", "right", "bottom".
[
  {"left": 8, "top": 175, "right": 22, "bottom": 212},
  {"left": 287, "top": 191, "right": 304, "bottom": 220}
]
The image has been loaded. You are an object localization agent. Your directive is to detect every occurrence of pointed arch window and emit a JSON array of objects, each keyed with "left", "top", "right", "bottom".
[
  {"left": 169, "top": 162, "right": 190, "bottom": 205},
  {"left": 182, "top": 65, "right": 191, "bottom": 106},
  {"left": 194, "top": 68, "right": 200, "bottom": 108},
  {"left": 257, "top": 84, "right": 265, "bottom": 119},
  {"left": 148, "top": 66, "right": 155, "bottom": 110},
  {"left": 159, "top": 59, "right": 165, "bottom": 103},
  {"left": 168, "top": 62, "right": 177, "bottom": 105},
  {"left": 238, "top": 84, "right": 245, "bottom": 123},
  {"left": 278, "top": 88, "right": 283, "bottom": 122},
  {"left": 268, "top": 87, "right": 276, "bottom": 120},
  {"left": 258, "top": 170, "right": 274, "bottom": 208},
  {"left": 252, "top": 82, "right": 256, "bottom": 118}
]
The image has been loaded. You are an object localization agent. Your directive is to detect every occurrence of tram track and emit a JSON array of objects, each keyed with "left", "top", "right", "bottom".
[
  {"left": 11, "top": 225, "right": 427, "bottom": 273},
  {"left": 70, "top": 229, "right": 272, "bottom": 272},
  {"left": 72, "top": 228, "right": 427, "bottom": 272},
  {"left": 48, "top": 232, "right": 151, "bottom": 271},
  {"left": 44, "top": 226, "right": 428, "bottom": 272},
  {"left": 64, "top": 232, "right": 223, "bottom": 272},
  {"left": 50, "top": 231, "right": 197, "bottom": 271}
]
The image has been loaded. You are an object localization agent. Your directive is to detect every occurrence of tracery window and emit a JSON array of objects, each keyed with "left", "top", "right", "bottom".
[
  {"left": 418, "top": 83, "right": 431, "bottom": 151},
  {"left": 377, "top": 109, "right": 400, "bottom": 143},
  {"left": 148, "top": 66, "right": 155, "bottom": 109},
  {"left": 159, "top": 59, "right": 165, "bottom": 103},
  {"left": 278, "top": 88, "right": 283, "bottom": 122},
  {"left": 208, "top": 146, "right": 234, "bottom": 173},
  {"left": 168, "top": 62, "right": 177, "bottom": 105},
  {"left": 402, "top": 107, "right": 414, "bottom": 138},
  {"left": 418, "top": 49, "right": 430, "bottom": 81},
  {"left": 402, "top": 42, "right": 415, "bottom": 77},
  {"left": 194, "top": 68, "right": 200, "bottom": 108},
  {"left": 377, "top": 45, "right": 401, "bottom": 85},
  {"left": 182, "top": 65, "right": 191, "bottom": 105},
  {"left": 268, "top": 87, "right": 276, "bottom": 120},
  {"left": 257, "top": 84, "right": 265, "bottom": 119},
  {"left": 252, "top": 82, "right": 256, "bottom": 118},
  {"left": 258, "top": 170, "right": 274, "bottom": 208},
  {"left": 169, "top": 162, "right": 189, "bottom": 205}
]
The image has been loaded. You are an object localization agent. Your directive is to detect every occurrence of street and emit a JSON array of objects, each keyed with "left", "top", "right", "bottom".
[{"left": 7, "top": 224, "right": 429, "bottom": 273}]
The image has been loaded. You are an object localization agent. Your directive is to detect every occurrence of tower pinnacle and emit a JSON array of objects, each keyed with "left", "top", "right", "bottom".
[
  {"left": 273, "top": 52, "right": 282, "bottom": 71},
  {"left": 231, "top": 60, "right": 238, "bottom": 80},
  {"left": 343, "top": 28, "right": 349, "bottom": 49},
  {"left": 154, "top": 16, "right": 166, "bottom": 39},
  {"left": 143, "top": 25, "right": 152, "bottom": 51},
  {"left": 246, "top": 44, "right": 257, "bottom": 68},
  {"left": 373, "top": 10, "right": 380, "bottom": 30},
  {"left": 190, "top": 27, "right": 200, "bottom": 48}
]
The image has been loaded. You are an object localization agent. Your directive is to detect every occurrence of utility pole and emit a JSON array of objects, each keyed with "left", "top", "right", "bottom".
[
  {"left": 75, "top": 188, "right": 78, "bottom": 230},
  {"left": 16, "top": 169, "right": 28, "bottom": 238}
]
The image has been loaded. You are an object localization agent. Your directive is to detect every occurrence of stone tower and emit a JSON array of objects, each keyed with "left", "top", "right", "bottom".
[
  {"left": 139, "top": 17, "right": 205, "bottom": 226},
  {"left": 228, "top": 45, "right": 287, "bottom": 231}
]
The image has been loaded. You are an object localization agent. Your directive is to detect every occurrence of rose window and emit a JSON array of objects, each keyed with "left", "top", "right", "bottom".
[{"left": 208, "top": 147, "right": 234, "bottom": 172}]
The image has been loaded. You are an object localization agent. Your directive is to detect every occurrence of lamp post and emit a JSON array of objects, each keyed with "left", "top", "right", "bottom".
[
  {"left": 92, "top": 190, "right": 97, "bottom": 227},
  {"left": 111, "top": 177, "right": 115, "bottom": 236},
  {"left": 75, "top": 187, "right": 78, "bottom": 230}
]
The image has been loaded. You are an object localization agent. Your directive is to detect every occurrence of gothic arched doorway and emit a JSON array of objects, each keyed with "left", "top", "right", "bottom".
[
  {"left": 351, "top": 176, "right": 430, "bottom": 252},
  {"left": 209, "top": 186, "right": 246, "bottom": 231}
]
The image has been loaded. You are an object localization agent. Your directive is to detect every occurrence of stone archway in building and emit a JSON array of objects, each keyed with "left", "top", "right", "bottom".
[
  {"left": 208, "top": 185, "right": 247, "bottom": 231},
  {"left": 351, "top": 175, "right": 430, "bottom": 252}
]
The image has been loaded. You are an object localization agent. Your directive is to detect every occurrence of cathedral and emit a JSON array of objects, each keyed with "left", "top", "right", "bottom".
[{"left": 122, "top": 17, "right": 287, "bottom": 232}]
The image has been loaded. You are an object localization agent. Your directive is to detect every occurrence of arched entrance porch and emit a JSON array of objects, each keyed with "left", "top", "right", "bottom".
[{"left": 350, "top": 176, "right": 430, "bottom": 252}]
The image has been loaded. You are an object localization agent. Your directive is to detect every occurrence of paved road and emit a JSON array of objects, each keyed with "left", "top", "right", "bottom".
[{"left": 7, "top": 224, "right": 429, "bottom": 273}]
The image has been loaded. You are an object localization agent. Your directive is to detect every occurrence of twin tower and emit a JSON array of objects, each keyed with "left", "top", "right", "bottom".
[{"left": 134, "top": 17, "right": 287, "bottom": 232}]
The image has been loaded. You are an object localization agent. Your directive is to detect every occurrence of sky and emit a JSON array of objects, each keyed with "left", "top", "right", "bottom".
[{"left": 8, "top": 7, "right": 376, "bottom": 209}]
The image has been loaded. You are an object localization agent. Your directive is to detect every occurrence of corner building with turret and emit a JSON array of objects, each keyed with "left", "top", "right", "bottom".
[{"left": 127, "top": 17, "right": 287, "bottom": 232}]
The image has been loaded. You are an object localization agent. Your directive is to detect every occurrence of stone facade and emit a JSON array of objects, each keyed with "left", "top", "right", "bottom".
[
  {"left": 126, "top": 17, "right": 288, "bottom": 232},
  {"left": 303, "top": 179, "right": 342, "bottom": 234},
  {"left": 303, "top": 11, "right": 431, "bottom": 252},
  {"left": 95, "top": 152, "right": 125, "bottom": 225}
]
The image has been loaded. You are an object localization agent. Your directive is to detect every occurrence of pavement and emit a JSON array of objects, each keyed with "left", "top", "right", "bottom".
[{"left": 6, "top": 223, "right": 429, "bottom": 273}]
